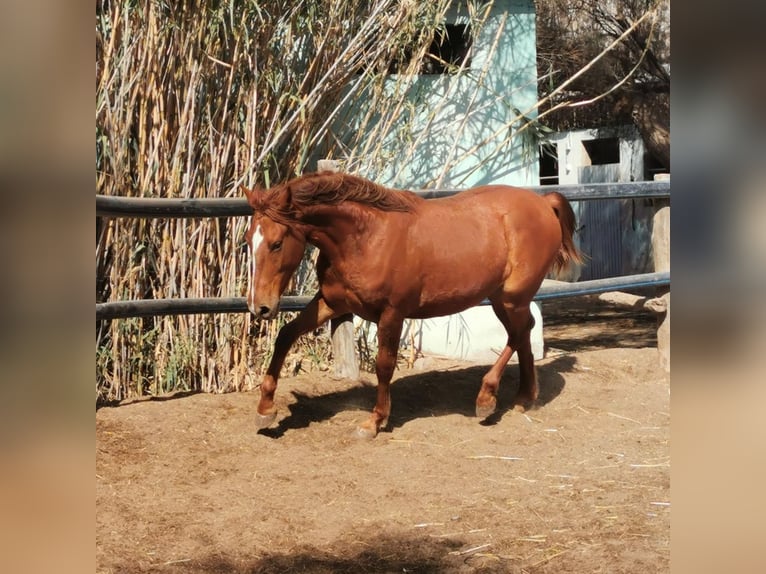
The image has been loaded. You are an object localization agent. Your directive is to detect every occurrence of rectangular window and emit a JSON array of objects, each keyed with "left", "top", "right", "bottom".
[
  {"left": 388, "top": 24, "right": 472, "bottom": 75},
  {"left": 582, "top": 137, "right": 620, "bottom": 165},
  {"left": 539, "top": 143, "right": 559, "bottom": 185},
  {"left": 422, "top": 24, "right": 471, "bottom": 74}
]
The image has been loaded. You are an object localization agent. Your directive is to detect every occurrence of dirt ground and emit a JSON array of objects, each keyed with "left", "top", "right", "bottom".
[{"left": 96, "top": 297, "right": 669, "bottom": 573}]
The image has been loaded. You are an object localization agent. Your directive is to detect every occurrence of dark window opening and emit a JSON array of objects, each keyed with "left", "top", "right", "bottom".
[
  {"left": 583, "top": 137, "right": 620, "bottom": 165},
  {"left": 387, "top": 24, "right": 471, "bottom": 75},
  {"left": 643, "top": 151, "right": 667, "bottom": 180},
  {"left": 539, "top": 143, "right": 559, "bottom": 185},
  {"left": 422, "top": 24, "right": 471, "bottom": 74}
]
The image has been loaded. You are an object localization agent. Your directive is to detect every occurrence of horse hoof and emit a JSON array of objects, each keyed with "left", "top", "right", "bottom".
[
  {"left": 353, "top": 426, "right": 377, "bottom": 440},
  {"left": 254, "top": 411, "right": 277, "bottom": 429},
  {"left": 476, "top": 401, "right": 496, "bottom": 420},
  {"left": 513, "top": 398, "right": 535, "bottom": 413}
]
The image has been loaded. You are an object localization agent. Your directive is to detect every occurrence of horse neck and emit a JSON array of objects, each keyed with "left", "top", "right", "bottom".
[{"left": 299, "top": 202, "right": 376, "bottom": 259}]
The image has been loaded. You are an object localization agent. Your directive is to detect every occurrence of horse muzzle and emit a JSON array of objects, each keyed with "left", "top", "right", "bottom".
[{"left": 248, "top": 299, "right": 280, "bottom": 320}]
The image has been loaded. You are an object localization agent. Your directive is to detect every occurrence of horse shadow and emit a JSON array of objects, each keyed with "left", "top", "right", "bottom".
[
  {"left": 258, "top": 355, "right": 576, "bottom": 438},
  {"left": 96, "top": 389, "right": 202, "bottom": 410}
]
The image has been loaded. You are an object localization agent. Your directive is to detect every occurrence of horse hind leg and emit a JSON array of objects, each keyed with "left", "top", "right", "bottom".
[
  {"left": 475, "top": 299, "right": 536, "bottom": 419},
  {"left": 474, "top": 298, "right": 516, "bottom": 419},
  {"left": 475, "top": 341, "right": 513, "bottom": 419},
  {"left": 512, "top": 314, "right": 538, "bottom": 412}
]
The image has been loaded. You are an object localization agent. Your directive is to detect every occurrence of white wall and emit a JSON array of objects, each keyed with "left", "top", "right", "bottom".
[{"left": 356, "top": 302, "right": 544, "bottom": 363}]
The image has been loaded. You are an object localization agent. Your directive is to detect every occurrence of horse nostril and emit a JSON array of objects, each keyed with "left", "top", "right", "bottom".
[{"left": 258, "top": 305, "right": 271, "bottom": 318}]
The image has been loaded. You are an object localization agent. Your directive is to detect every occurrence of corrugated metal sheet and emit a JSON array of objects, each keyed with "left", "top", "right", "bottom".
[{"left": 578, "top": 164, "right": 622, "bottom": 280}]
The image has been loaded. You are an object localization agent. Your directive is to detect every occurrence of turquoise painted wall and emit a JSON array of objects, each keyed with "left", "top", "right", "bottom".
[{"left": 335, "top": 0, "right": 538, "bottom": 189}]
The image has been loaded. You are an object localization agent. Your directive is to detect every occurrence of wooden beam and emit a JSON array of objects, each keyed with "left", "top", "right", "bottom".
[
  {"left": 652, "top": 204, "right": 671, "bottom": 372},
  {"left": 330, "top": 313, "right": 360, "bottom": 381}
]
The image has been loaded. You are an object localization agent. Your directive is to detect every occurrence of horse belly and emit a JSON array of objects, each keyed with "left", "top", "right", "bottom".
[
  {"left": 408, "top": 294, "right": 489, "bottom": 319},
  {"left": 411, "top": 266, "right": 504, "bottom": 319}
]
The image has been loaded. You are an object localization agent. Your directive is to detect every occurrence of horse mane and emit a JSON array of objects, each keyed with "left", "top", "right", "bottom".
[
  {"left": 252, "top": 172, "right": 420, "bottom": 223},
  {"left": 296, "top": 172, "right": 421, "bottom": 211}
]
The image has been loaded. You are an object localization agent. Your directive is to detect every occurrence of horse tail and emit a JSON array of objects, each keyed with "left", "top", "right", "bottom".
[{"left": 543, "top": 192, "right": 584, "bottom": 274}]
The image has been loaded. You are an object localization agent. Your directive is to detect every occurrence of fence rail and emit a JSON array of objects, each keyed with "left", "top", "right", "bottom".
[
  {"left": 96, "top": 180, "right": 669, "bottom": 219},
  {"left": 96, "top": 272, "right": 670, "bottom": 321},
  {"left": 96, "top": 180, "right": 670, "bottom": 321}
]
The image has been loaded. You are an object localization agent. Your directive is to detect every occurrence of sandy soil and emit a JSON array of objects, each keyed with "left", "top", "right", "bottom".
[{"left": 97, "top": 297, "right": 669, "bottom": 573}]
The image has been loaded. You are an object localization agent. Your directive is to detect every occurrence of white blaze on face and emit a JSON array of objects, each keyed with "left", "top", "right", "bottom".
[{"left": 247, "top": 220, "right": 264, "bottom": 315}]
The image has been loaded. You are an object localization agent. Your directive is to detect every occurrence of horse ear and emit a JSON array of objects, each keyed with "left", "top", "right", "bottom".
[
  {"left": 274, "top": 183, "right": 293, "bottom": 210},
  {"left": 241, "top": 185, "right": 261, "bottom": 210}
]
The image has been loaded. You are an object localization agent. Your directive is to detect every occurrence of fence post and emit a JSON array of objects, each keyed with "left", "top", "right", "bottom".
[
  {"left": 650, "top": 177, "right": 670, "bottom": 373},
  {"left": 317, "top": 159, "right": 361, "bottom": 380}
]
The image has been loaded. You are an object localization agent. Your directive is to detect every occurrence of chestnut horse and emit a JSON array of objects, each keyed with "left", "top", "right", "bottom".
[{"left": 242, "top": 172, "right": 581, "bottom": 438}]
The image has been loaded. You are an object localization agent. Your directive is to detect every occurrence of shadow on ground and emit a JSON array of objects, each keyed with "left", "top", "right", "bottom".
[
  {"left": 542, "top": 296, "right": 658, "bottom": 352},
  {"left": 163, "top": 531, "right": 512, "bottom": 574},
  {"left": 259, "top": 355, "right": 576, "bottom": 438},
  {"left": 96, "top": 389, "right": 202, "bottom": 410}
]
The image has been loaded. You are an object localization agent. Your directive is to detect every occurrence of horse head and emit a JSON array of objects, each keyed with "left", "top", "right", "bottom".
[{"left": 241, "top": 184, "right": 306, "bottom": 319}]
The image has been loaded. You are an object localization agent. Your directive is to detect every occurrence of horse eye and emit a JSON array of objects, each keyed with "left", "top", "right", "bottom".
[{"left": 270, "top": 240, "right": 283, "bottom": 252}]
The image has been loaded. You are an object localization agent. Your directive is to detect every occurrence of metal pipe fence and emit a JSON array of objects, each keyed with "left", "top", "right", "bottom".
[{"left": 96, "top": 180, "right": 670, "bottom": 320}]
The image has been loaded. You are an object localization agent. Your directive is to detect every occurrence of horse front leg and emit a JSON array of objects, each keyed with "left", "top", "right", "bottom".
[
  {"left": 355, "top": 311, "right": 404, "bottom": 439},
  {"left": 255, "top": 293, "right": 339, "bottom": 429}
]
